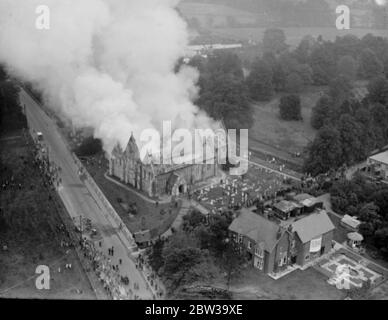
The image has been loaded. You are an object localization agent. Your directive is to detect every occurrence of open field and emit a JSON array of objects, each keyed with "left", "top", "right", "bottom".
[
  {"left": 210, "top": 27, "right": 388, "bottom": 47},
  {"left": 249, "top": 86, "right": 321, "bottom": 161},
  {"left": 82, "top": 153, "right": 181, "bottom": 239},
  {"left": 0, "top": 133, "right": 94, "bottom": 299},
  {"left": 230, "top": 266, "right": 346, "bottom": 300},
  {"left": 248, "top": 81, "right": 369, "bottom": 168},
  {"left": 178, "top": 2, "right": 258, "bottom": 28}
]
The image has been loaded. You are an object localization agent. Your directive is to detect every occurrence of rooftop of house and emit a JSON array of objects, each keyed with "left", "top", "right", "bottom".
[
  {"left": 229, "top": 208, "right": 282, "bottom": 252},
  {"left": 133, "top": 229, "right": 152, "bottom": 244},
  {"left": 291, "top": 211, "right": 335, "bottom": 243},
  {"left": 229, "top": 205, "right": 336, "bottom": 250},
  {"left": 369, "top": 150, "right": 388, "bottom": 166},
  {"left": 273, "top": 200, "right": 302, "bottom": 213}
]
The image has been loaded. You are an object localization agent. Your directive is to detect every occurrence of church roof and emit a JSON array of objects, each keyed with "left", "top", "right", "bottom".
[
  {"left": 124, "top": 132, "right": 140, "bottom": 159},
  {"left": 112, "top": 143, "right": 123, "bottom": 158}
]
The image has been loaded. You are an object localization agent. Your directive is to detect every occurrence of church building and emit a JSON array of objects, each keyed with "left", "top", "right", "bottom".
[{"left": 109, "top": 133, "right": 220, "bottom": 198}]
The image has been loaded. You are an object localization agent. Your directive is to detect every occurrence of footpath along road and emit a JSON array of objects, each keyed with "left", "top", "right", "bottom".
[{"left": 20, "top": 88, "right": 154, "bottom": 300}]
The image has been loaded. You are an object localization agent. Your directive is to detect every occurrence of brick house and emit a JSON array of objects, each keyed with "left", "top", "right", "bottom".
[{"left": 228, "top": 202, "right": 335, "bottom": 276}]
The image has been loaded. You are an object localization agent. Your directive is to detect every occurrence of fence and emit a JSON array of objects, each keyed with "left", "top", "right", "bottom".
[{"left": 70, "top": 152, "right": 138, "bottom": 253}]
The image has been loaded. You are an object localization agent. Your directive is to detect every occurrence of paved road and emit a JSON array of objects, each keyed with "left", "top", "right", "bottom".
[{"left": 20, "top": 89, "right": 154, "bottom": 300}]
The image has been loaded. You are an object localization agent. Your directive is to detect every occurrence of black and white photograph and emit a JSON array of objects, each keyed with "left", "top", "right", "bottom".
[{"left": 1, "top": 0, "right": 388, "bottom": 309}]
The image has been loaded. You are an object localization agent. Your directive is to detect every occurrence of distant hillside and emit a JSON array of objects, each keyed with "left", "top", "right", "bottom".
[{"left": 179, "top": 0, "right": 388, "bottom": 29}]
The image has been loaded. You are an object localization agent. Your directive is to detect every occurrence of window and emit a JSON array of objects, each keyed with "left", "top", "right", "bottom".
[
  {"left": 278, "top": 253, "right": 287, "bottom": 267},
  {"left": 238, "top": 234, "right": 243, "bottom": 243},
  {"left": 291, "top": 240, "right": 296, "bottom": 248},
  {"left": 305, "top": 255, "right": 310, "bottom": 261},
  {"left": 247, "top": 241, "right": 251, "bottom": 249},
  {"left": 255, "top": 246, "right": 264, "bottom": 258},
  {"left": 255, "top": 257, "right": 264, "bottom": 270}
]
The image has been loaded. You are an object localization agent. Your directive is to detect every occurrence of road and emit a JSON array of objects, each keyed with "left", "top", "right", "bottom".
[{"left": 20, "top": 88, "right": 154, "bottom": 300}]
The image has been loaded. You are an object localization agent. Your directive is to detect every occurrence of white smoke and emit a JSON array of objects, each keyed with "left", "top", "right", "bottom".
[{"left": 0, "top": 0, "right": 215, "bottom": 153}]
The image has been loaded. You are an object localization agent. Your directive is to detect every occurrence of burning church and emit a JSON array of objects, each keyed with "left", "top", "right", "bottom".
[{"left": 109, "top": 132, "right": 224, "bottom": 198}]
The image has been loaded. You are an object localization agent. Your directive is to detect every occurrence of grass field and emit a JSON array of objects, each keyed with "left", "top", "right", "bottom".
[
  {"left": 179, "top": 2, "right": 258, "bottom": 28},
  {"left": 83, "top": 153, "right": 181, "bottom": 239},
  {"left": 249, "top": 87, "right": 321, "bottom": 156},
  {"left": 0, "top": 133, "right": 94, "bottom": 299},
  {"left": 231, "top": 267, "right": 346, "bottom": 300},
  {"left": 248, "top": 80, "right": 369, "bottom": 167}
]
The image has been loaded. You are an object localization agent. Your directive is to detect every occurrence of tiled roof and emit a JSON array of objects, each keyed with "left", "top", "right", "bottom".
[
  {"left": 229, "top": 209, "right": 282, "bottom": 252},
  {"left": 292, "top": 211, "right": 335, "bottom": 243},
  {"left": 273, "top": 200, "right": 300, "bottom": 213},
  {"left": 369, "top": 150, "right": 388, "bottom": 165}
]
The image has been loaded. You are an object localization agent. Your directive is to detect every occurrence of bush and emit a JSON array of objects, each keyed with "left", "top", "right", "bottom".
[
  {"left": 74, "top": 137, "right": 103, "bottom": 157},
  {"left": 279, "top": 94, "right": 302, "bottom": 121}
]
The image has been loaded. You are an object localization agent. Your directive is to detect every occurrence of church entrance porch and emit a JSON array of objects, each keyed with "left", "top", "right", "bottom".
[
  {"left": 178, "top": 184, "right": 185, "bottom": 194},
  {"left": 167, "top": 173, "right": 187, "bottom": 197}
]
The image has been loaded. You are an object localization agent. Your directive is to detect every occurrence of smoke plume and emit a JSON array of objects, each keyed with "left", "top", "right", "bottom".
[{"left": 0, "top": 0, "right": 215, "bottom": 153}]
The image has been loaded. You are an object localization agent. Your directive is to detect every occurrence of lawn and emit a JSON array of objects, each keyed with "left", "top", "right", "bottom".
[
  {"left": 368, "top": 280, "right": 388, "bottom": 300},
  {"left": 248, "top": 81, "right": 369, "bottom": 166},
  {"left": 0, "top": 133, "right": 94, "bottom": 299},
  {"left": 248, "top": 86, "right": 321, "bottom": 161},
  {"left": 82, "top": 153, "right": 181, "bottom": 239},
  {"left": 230, "top": 267, "right": 346, "bottom": 300}
]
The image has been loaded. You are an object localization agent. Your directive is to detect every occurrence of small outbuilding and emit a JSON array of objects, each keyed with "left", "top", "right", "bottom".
[
  {"left": 341, "top": 214, "right": 361, "bottom": 231},
  {"left": 347, "top": 232, "right": 364, "bottom": 250}
]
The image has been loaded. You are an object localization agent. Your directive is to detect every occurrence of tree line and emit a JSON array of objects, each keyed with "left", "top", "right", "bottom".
[
  {"left": 330, "top": 175, "right": 388, "bottom": 259},
  {"left": 148, "top": 210, "right": 245, "bottom": 296},
  {"left": 184, "top": 30, "right": 388, "bottom": 176}
]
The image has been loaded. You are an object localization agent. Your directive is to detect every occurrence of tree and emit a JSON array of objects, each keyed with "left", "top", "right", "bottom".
[
  {"left": 310, "top": 42, "right": 336, "bottom": 85},
  {"left": 196, "top": 212, "right": 233, "bottom": 258},
  {"left": 328, "top": 75, "right": 353, "bottom": 106},
  {"left": 337, "top": 114, "right": 364, "bottom": 164},
  {"left": 285, "top": 72, "right": 303, "bottom": 93},
  {"left": 337, "top": 55, "right": 357, "bottom": 83},
  {"left": 206, "top": 51, "right": 244, "bottom": 80},
  {"left": 263, "top": 52, "right": 285, "bottom": 91},
  {"left": 74, "top": 137, "right": 103, "bottom": 157},
  {"left": 359, "top": 48, "right": 384, "bottom": 79},
  {"left": 304, "top": 125, "right": 343, "bottom": 175},
  {"left": 262, "top": 28, "right": 288, "bottom": 54},
  {"left": 182, "top": 210, "right": 205, "bottom": 232},
  {"left": 149, "top": 239, "right": 165, "bottom": 273},
  {"left": 163, "top": 246, "right": 203, "bottom": 289},
  {"left": 311, "top": 95, "right": 333, "bottom": 130},
  {"left": 246, "top": 58, "right": 274, "bottom": 101},
  {"left": 279, "top": 94, "right": 302, "bottom": 121},
  {"left": 374, "top": 228, "right": 388, "bottom": 257},
  {"left": 294, "top": 35, "right": 315, "bottom": 64},
  {"left": 367, "top": 75, "right": 388, "bottom": 106},
  {"left": 198, "top": 74, "right": 253, "bottom": 130},
  {"left": 370, "top": 103, "right": 388, "bottom": 148},
  {"left": 223, "top": 239, "right": 246, "bottom": 290}
]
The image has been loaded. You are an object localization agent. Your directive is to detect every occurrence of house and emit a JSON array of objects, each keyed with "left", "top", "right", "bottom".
[
  {"left": 228, "top": 204, "right": 335, "bottom": 276},
  {"left": 133, "top": 229, "right": 152, "bottom": 248},
  {"left": 293, "top": 193, "right": 323, "bottom": 214},
  {"left": 341, "top": 214, "right": 361, "bottom": 232},
  {"left": 366, "top": 150, "right": 388, "bottom": 181}
]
